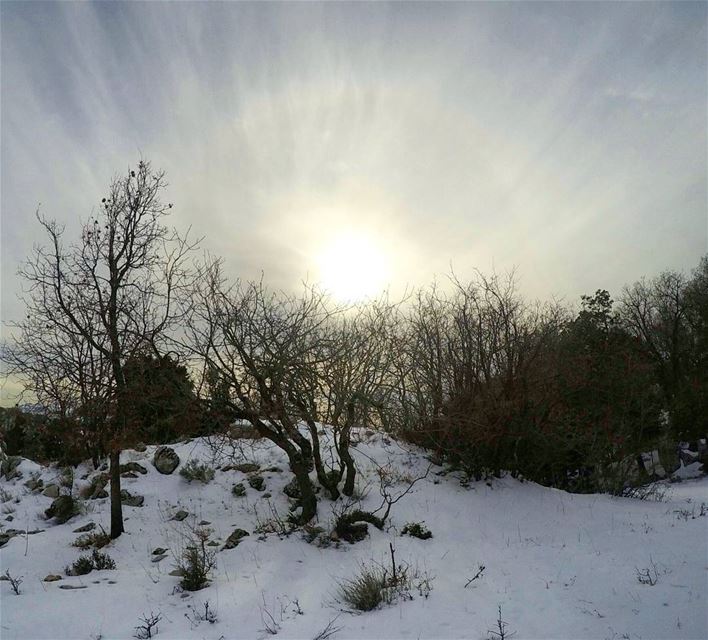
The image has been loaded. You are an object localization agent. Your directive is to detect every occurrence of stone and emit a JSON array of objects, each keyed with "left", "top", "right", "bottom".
[
  {"left": 229, "top": 423, "right": 262, "bottom": 440},
  {"left": 45, "top": 495, "right": 77, "bottom": 524},
  {"left": 198, "top": 520, "right": 211, "bottom": 526},
  {"left": 25, "top": 476, "right": 44, "bottom": 491},
  {"left": 120, "top": 490, "right": 144, "bottom": 507},
  {"left": 59, "top": 584, "right": 87, "bottom": 590},
  {"left": 172, "top": 509, "right": 189, "bottom": 522},
  {"left": 231, "top": 483, "right": 246, "bottom": 497},
  {"left": 248, "top": 476, "right": 265, "bottom": 491},
  {"left": 43, "top": 574, "right": 62, "bottom": 582},
  {"left": 5, "top": 515, "right": 13, "bottom": 522},
  {"left": 42, "top": 484, "right": 60, "bottom": 498},
  {"left": 121, "top": 471, "right": 138, "bottom": 479},
  {"left": 640, "top": 450, "right": 666, "bottom": 478},
  {"left": 151, "top": 554, "right": 168, "bottom": 563},
  {"left": 153, "top": 446, "right": 180, "bottom": 475},
  {"left": 207, "top": 540, "right": 220, "bottom": 547},
  {"left": 81, "top": 473, "right": 109, "bottom": 500},
  {"left": 72, "top": 522, "right": 96, "bottom": 533},
  {"left": 169, "top": 568, "right": 185, "bottom": 577},
  {"left": 222, "top": 528, "right": 250, "bottom": 550},
  {"left": 234, "top": 463, "right": 260, "bottom": 473},
  {"left": 262, "top": 492, "right": 272, "bottom": 499},
  {"left": 120, "top": 462, "right": 148, "bottom": 475},
  {"left": 152, "top": 547, "right": 168, "bottom": 555},
  {"left": 283, "top": 477, "right": 301, "bottom": 499}
]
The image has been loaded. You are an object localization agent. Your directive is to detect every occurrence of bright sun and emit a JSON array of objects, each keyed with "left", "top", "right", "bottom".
[{"left": 316, "top": 231, "right": 390, "bottom": 302}]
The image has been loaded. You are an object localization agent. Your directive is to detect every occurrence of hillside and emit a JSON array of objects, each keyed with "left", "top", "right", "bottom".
[{"left": 1, "top": 431, "right": 706, "bottom": 640}]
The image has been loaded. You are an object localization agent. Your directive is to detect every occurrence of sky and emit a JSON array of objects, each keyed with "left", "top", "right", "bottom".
[{"left": 1, "top": 2, "right": 706, "bottom": 354}]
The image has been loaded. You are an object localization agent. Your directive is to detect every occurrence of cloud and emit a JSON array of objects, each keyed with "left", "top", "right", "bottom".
[{"left": 1, "top": 0, "right": 705, "bottom": 331}]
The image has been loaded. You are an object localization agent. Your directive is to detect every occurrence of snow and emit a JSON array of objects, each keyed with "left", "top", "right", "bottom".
[{"left": 1, "top": 433, "right": 706, "bottom": 640}]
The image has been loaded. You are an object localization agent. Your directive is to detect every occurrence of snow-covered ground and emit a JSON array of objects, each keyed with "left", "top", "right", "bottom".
[{"left": 1, "top": 432, "right": 706, "bottom": 640}]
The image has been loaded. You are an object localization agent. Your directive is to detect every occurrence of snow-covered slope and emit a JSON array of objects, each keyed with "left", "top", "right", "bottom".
[{"left": 1, "top": 432, "right": 706, "bottom": 640}]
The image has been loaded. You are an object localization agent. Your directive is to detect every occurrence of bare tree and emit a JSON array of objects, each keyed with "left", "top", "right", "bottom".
[
  {"left": 187, "top": 261, "right": 395, "bottom": 522},
  {"left": 3, "top": 161, "right": 197, "bottom": 537}
]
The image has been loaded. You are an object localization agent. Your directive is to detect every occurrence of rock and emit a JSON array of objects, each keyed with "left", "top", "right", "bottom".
[
  {"left": 0, "top": 532, "right": 16, "bottom": 548},
  {"left": 81, "top": 473, "right": 109, "bottom": 500},
  {"left": 134, "top": 442, "right": 147, "bottom": 452},
  {"left": 248, "top": 476, "right": 265, "bottom": 491},
  {"left": 234, "top": 463, "right": 260, "bottom": 473},
  {"left": 172, "top": 509, "right": 189, "bottom": 522},
  {"left": 59, "top": 584, "right": 87, "bottom": 590},
  {"left": 262, "top": 492, "right": 272, "bottom": 499},
  {"left": 198, "top": 520, "right": 211, "bottom": 526},
  {"left": 153, "top": 446, "right": 180, "bottom": 474},
  {"left": 640, "top": 450, "right": 666, "bottom": 478},
  {"left": 679, "top": 448, "right": 699, "bottom": 466},
  {"left": 121, "top": 471, "right": 138, "bottom": 479},
  {"left": 72, "top": 522, "right": 96, "bottom": 533},
  {"left": 207, "top": 540, "right": 220, "bottom": 547},
  {"left": 283, "top": 477, "right": 301, "bottom": 499},
  {"left": 229, "top": 423, "right": 262, "bottom": 440},
  {"left": 43, "top": 574, "right": 62, "bottom": 582},
  {"left": 120, "top": 462, "right": 148, "bottom": 475},
  {"left": 151, "top": 554, "right": 168, "bottom": 563},
  {"left": 120, "top": 490, "right": 144, "bottom": 507},
  {"left": 222, "top": 528, "right": 250, "bottom": 549},
  {"left": 42, "top": 484, "right": 60, "bottom": 498},
  {"left": 25, "top": 476, "right": 44, "bottom": 491},
  {"left": 169, "top": 568, "right": 185, "bottom": 577},
  {"left": 45, "top": 495, "right": 77, "bottom": 524},
  {"left": 231, "top": 483, "right": 246, "bottom": 497},
  {"left": 5, "top": 515, "right": 13, "bottom": 522},
  {"left": 152, "top": 547, "right": 168, "bottom": 555}
]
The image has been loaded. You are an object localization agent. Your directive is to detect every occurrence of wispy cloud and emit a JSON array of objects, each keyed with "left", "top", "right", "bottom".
[{"left": 2, "top": 0, "right": 705, "bottom": 328}]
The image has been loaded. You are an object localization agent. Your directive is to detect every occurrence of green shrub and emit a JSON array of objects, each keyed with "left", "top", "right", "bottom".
[
  {"left": 68, "top": 555, "right": 94, "bottom": 576},
  {"left": 179, "top": 459, "right": 215, "bottom": 484},
  {"left": 178, "top": 528, "right": 216, "bottom": 591},
  {"left": 90, "top": 549, "right": 116, "bottom": 570},
  {"left": 401, "top": 522, "right": 433, "bottom": 540}
]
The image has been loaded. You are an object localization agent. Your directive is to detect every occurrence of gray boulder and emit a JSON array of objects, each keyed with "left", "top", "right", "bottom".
[
  {"left": 232, "top": 483, "right": 246, "bottom": 497},
  {"left": 42, "top": 484, "right": 60, "bottom": 498},
  {"left": 223, "top": 528, "right": 250, "bottom": 550},
  {"left": 45, "top": 495, "right": 77, "bottom": 524},
  {"left": 172, "top": 509, "right": 189, "bottom": 522},
  {"left": 120, "top": 490, "right": 144, "bottom": 507},
  {"left": 153, "top": 446, "right": 180, "bottom": 474},
  {"left": 248, "top": 476, "right": 265, "bottom": 491}
]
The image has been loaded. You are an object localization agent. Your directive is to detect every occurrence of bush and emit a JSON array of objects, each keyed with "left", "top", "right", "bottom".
[
  {"left": 179, "top": 459, "right": 215, "bottom": 484},
  {"left": 337, "top": 563, "right": 388, "bottom": 611},
  {"left": 401, "top": 522, "right": 433, "bottom": 540},
  {"left": 67, "top": 549, "right": 116, "bottom": 575},
  {"left": 72, "top": 530, "right": 110, "bottom": 550},
  {"left": 68, "top": 555, "right": 94, "bottom": 576},
  {"left": 91, "top": 549, "right": 116, "bottom": 570},
  {"left": 178, "top": 528, "right": 216, "bottom": 591},
  {"left": 334, "top": 509, "right": 384, "bottom": 544},
  {"left": 336, "top": 546, "right": 433, "bottom": 611}
]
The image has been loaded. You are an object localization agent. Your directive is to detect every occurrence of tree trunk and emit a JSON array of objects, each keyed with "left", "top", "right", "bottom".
[
  {"left": 109, "top": 450, "right": 124, "bottom": 539},
  {"left": 290, "top": 454, "right": 317, "bottom": 524}
]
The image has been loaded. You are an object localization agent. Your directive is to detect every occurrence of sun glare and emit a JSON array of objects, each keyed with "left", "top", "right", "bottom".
[{"left": 316, "top": 231, "right": 390, "bottom": 302}]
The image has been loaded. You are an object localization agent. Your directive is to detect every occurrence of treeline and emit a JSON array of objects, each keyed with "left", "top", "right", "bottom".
[{"left": 1, "top": 161, "right": 705, "bottom": 535}]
